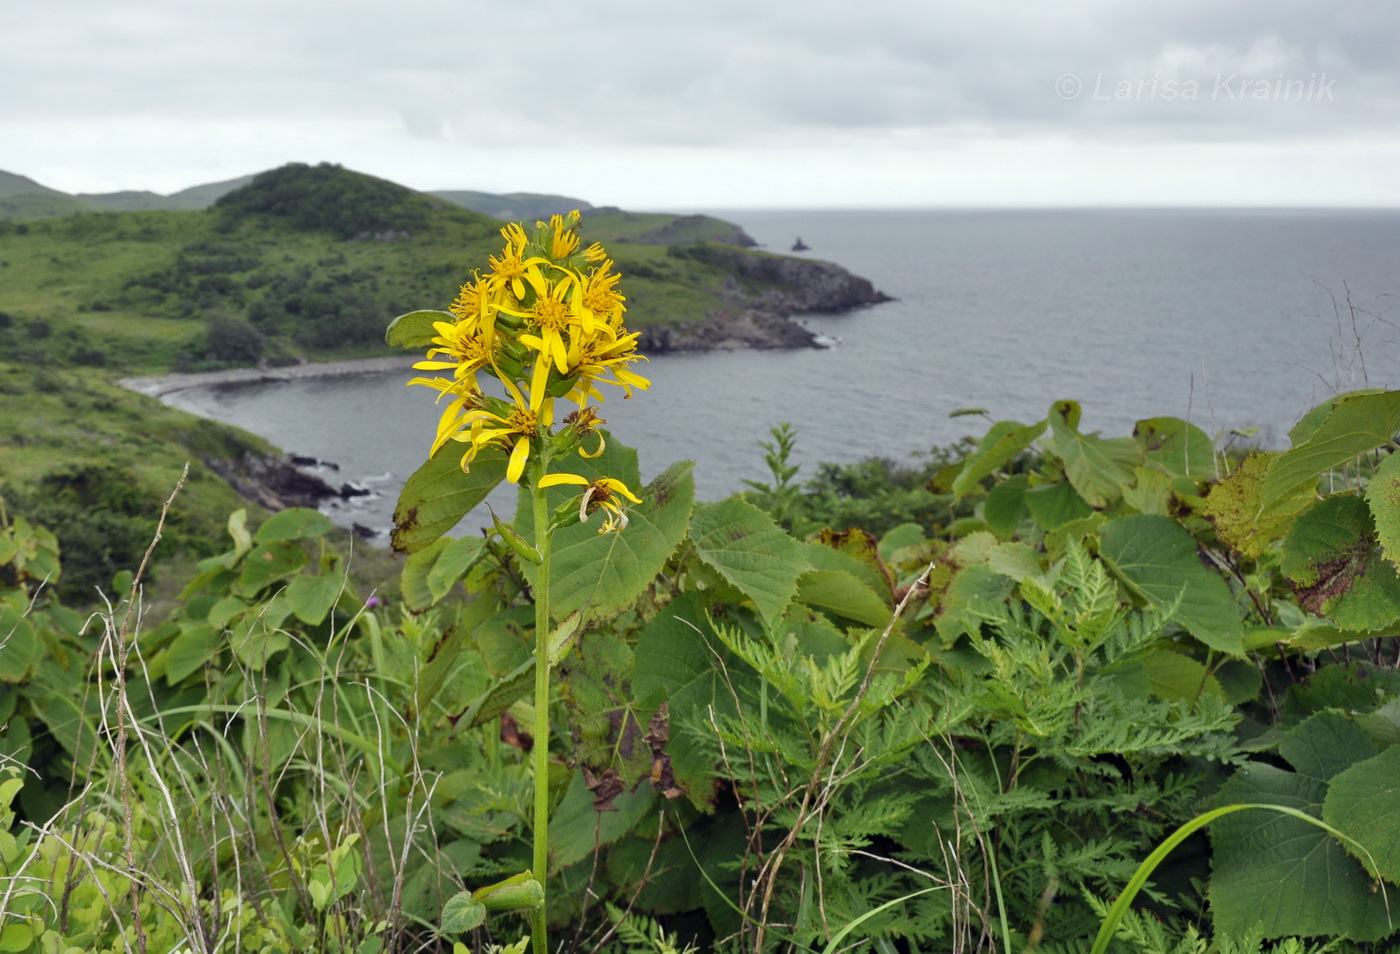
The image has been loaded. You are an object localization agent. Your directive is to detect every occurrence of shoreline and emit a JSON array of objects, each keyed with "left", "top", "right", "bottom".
[{"left": 118, "top": 355, "right": 421, "bottom": 399}]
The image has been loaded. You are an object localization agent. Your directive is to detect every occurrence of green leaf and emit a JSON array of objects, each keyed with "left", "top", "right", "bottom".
[
  {"left": 236, "top": 540, "right": 309, "bottom": 596},
  {"left": 1024, "top": 480, "right": 1092, "bottom": 531},
  {"left": 1365, "top": 449, "right": 1400, "bottom": 571},
  {"left": 1281, "top": 711, "right": 1380, "bottom": 783},
  {"left": 439, "top": 890, "right": 487, "bottom": 933},
  {"left": 633, "top": 593, "right": 742, "bottom": 807},
  {"left": 1121, "top": 467, "right": 1175, "bottom": 516},
  {"left": 1045, "top": 400, "right": 1143, "bottom": 507},
  {"left": 392, "top": 446, "right": 507, "bottom": 554},
  {"left": 0, "top": 608, "right": 38, "bottom": 683},
  {"left": 1204, "top": 453, "right": 1313, "bottom": 559},
  {"left": 518, "top": 449, "right": 694, "bottom": 624},
  {"left": 935, "top": 563, "right": 1014, "bottom": 647},
  {"left": 227, "top": 508, "right": 252, "bottom": 556},
  {"left": 164, "top": 623, "right": 218, "bottom": 683},
  {"left": 1099, "top": 514, "right": 1244, "bottom": 655},
  {"left": 400, "top": 536, "right": 452, "bottom": 613},
  {"left": 1281, "top": 495, "right": 1400, "bottom": 631},
  {"left": 386, "top": 309, "right": 453, "bottom": 350},
  {"left": 1262, "top": 389, "right": 1400, "bottom": 514},
  {"left": 811, "top": 528, "right": 895, "bottom": 599},
  {"left": 1139, "top": 649, "right": 1224, "bottom": 703},
  {"left": 254, "top": 507, "right": 333, "bottom": 543},
  {"left": 457, "top": 657, "right": 534, "bottom": 731},
  {"left": 952, "top": 418, "right": 1046, "bottom": 498},
  {"left": 547, "top": 770, "right": 656, "bottom": 870},
  {"left": 285, "top": 568, "right": 344, "bottom": 626},
  {"left": 427, "top": 536, "right": 487, "bottom": 603},
  {"left": 1323, "top": 745, "right": 1400, "bottom": 883},
  {"left": 795, "top": 569, "right": 893, "bottom": 628},
  {"left": 1209, "top": 764, "right": 1394, "bottom": 940},
  {"left": 689, "top": 497, "right": 809, "bottom": 629},
  {"left": 983, "top": 473, "right": 1030, "bottom": 539},
  {"left": 1133, "top": 416, "right": 1217, "bottom": 479}
]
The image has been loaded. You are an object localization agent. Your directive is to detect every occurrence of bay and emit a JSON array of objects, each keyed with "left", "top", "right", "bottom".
[{"left": 162, "top": 208, "right": 1400, "bottom": 536}]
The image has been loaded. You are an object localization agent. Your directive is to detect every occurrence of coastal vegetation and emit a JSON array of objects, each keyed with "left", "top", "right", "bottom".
[{"left": 0, "top": 185, "right": 1397, "bottom": 954}]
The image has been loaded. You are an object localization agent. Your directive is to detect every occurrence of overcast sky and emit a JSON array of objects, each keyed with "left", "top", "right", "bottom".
[{"left": 5, "top": 0, "right": 1399, "bottom": 209}]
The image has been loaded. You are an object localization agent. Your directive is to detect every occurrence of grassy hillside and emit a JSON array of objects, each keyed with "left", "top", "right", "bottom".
[{"left": 0, "top": 163, "right": 796, "bottom": 376}]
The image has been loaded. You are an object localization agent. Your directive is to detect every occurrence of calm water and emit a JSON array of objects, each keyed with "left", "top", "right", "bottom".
[{"left": 164, "top": 209, "right": 1400, "bottom": 535}]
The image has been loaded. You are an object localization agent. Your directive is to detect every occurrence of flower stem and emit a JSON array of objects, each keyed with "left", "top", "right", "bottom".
[{"left": 530, "top": 460, "right": 554, "bottom": 953}]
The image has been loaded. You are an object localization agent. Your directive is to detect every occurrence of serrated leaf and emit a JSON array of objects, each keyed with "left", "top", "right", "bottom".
[
  {"left": 392, "top": 446, "right": 507, "bottom": 554},
  {"left": 689, "top": 497, "right": 809, "bottom": 628},
  {"left": 1262, "top": 389, "right": 1400, "bottom": 514},
  {"left": 386, "top": 309, "right": 454, "bottom": 350},
  {"left": 1324, "top": 745, "right": 1400, "bottom": 884},
  {"left": 1366, "top": 450, "right": 1400, "bottom": 571},
  {"left": 1099, "top": 514, "right": 1243, "bottom": 655},
  {"left": 254, "top": 507, "right": 333, "bottom": 543},
  {"left": 1204, "top": 453, "right": 1312, "bottom": 558},
  {"left": 632, "top": 593, "right": 741, "bottom": 807},
  {"left": 517, "top": 447, "right": 694, "bottom": 624},
  {"left": 439, "top": 890, "right": 486, "bottom": 933},
  {"left": 1281, "top": 495, "right": 1400, "bottom": 631},
  {"left": 1209, "top": 764, "right": 1395, "bottom": 940},
  {"left": 811, "top": 527, "right": 895, "bottom": 599}
]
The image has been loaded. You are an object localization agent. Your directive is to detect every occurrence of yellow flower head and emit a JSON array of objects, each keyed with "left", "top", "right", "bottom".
[{"left": 537, "top": 473, "right": 643, "bottom": 534}]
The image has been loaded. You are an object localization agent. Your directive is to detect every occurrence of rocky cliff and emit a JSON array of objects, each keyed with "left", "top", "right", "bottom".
[{"left": 638, "top": 247, "right": 891, "bottom": 353}]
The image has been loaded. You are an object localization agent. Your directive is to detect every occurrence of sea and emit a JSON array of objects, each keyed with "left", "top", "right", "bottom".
[{"left": 161, "top": 208, "right": 1400, "bottom": 537}]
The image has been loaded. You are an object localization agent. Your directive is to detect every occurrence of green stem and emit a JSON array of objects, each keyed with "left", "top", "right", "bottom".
[{"left": 530, "top": 460, "right": 554, "bottom": 953}]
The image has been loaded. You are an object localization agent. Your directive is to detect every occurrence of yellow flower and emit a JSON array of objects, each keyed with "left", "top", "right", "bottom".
[
  {"left": 488, "top": 223, "right": 549, "bottom": 300},
  {"left": 537, "top": 473, "right": 643, "bottom": 533},
  {"left": 568, "top": 331, "right": 651, "bottom": 402},
  {"left": 413, "top": 318, "right": 494, "bottom": 392},
  {"left": 545, "top": 213, "right": 581, "bottom": 261},
  {"left": 451, "top": 377, "right": 554, "bottom": 482}
]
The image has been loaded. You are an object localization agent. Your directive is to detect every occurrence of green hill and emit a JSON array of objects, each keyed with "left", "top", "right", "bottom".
[{"left": 430, "top": 189, "right": 593, "bottom": 221}]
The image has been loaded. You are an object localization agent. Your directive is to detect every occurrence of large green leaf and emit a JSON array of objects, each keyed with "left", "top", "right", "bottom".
[
  {"left": 1133, "top": 416, "right": 1218, "bottom": 480},
  {"left": 235, "top": 540, "right": 309, "bottom": 597},
  {"left": 952, "top": 418, "right": 1046, "bottom": 498},
  {"left": 1204, "top": 453, "right": 1314, "bottom": 559},
  {"left": 1281, "top": 495, "right": 1400, "bottom": 632},
  {"left": 1024, "top": 480, "right": 1092, "bottom": 531},
  {"left": 689, "top": 497, "right": 809, "bottom": 629},
  {"left": 547, "top": 769, "right": 657, "bottom": 870},
  {"left": 518, "top": 447, "right": 694, "bottom": 625},
  {"left": 1324, "top": 745, "right": 1400, "bottom": 884},
  {"left": 1366, "top": 449, "right": 1400, "bottom": 571},
  {"left": 391, "top": 445, "right": 507, "bottom": 554},
  {"left": 1099, "top": 514, "right": 1243, "bottom": 655},
  {"left": 1209, "top": 764, "right": 1394, "bottom": 940},
  {"left": 1261, "top": 389, "right": 1400, "bottom": 514},
  {"left": 285, "top": 564, "right": 344, "bottom": 626},
  {"left": 1045, "top": 400, "right": 1142, "bottom": 508},
  {"left": 632, "top": 593, "right": 739, "bottom": 808},
  {"left": 254, "top": 507, "right": 333, "bottom": 543}
]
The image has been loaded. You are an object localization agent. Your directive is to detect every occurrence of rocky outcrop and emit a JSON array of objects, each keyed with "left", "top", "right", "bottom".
[
  {"left": 639, "top": 247, "right": 892, "bottom": 353},
  {"left": 638, "top": 310, "right": 822, "bottom": 352},
  {"left": 708, "top": 247, "right": 891, "bottom": 313},
  {"left": 200, "top": 450, "right": 351, "bottom": 511}
]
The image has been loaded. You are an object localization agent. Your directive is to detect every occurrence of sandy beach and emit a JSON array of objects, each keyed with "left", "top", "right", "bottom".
[{"left": 118, "top": 355, "right": 420, "bottom": 399}]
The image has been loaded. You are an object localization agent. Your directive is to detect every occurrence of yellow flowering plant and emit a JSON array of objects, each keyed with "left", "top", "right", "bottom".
[{"left": 386, "top": 211, "right": 650, "bottom": 948}]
